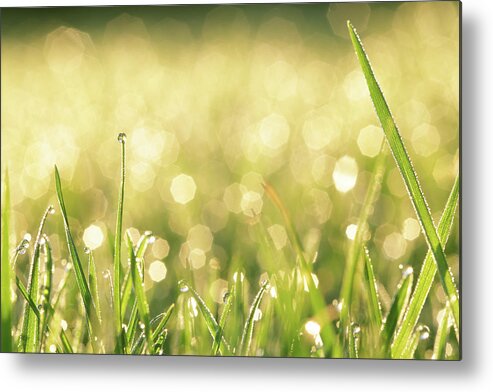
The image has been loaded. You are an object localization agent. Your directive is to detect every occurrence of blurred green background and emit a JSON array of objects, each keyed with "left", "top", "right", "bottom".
[{"left": 1, "top": 1, "right": 459, "bottom": 357}]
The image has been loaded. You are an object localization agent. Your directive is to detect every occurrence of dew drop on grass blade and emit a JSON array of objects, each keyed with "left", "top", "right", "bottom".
[
  {"left": 392, "top": 174, "right": 459, "bottom": 358},
  {"left": 347, "top": 21, "right": 459, "bottom": 329}
]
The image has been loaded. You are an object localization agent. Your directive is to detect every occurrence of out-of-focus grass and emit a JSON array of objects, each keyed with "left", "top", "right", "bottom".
[{"left": 0, "top": 2, "right": 460, "bottom": 358}]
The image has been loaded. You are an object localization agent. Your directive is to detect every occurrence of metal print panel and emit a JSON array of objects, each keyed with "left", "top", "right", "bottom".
[{"left": 0, "top": 1, "right": 461, "bottom": 359}]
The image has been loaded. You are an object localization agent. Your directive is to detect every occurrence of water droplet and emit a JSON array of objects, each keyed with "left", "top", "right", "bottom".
[
  {"left": 102, "top": 269, "right": 111, "bottom": 279},
  {"left": 144, "top": 230, "right": 153, "bottom": 236},
  {"left": 178, "top": 280, "right": 189, "bottom": 293},
  {"left": 23, "top": 233, "right": 32, "bottom": 242},
  {"left": 37, "top": 304, "right": 43, "bottom": 311},
  {"left": 417, "top": 324, "right": 430, "bottom": 340},
  {"left": 18, "top": 247, "right": 27, "bottom": 255},
  {"left": 60, "top": 319, "right": 68, "bottom": 331},
  {"left": 260, "top": 279, "right": 270, "bottom": 289},
  {"left": 148, "top": 236, "right": 156, "bottom": 244},
  {"left": 351, "top": 322, "right": 361, "bottom": 336},
  {"left": 84, "top": 247, "right": 91, "bottom": 255},
  {"left": 48, "top": 205, "right": 55, "bottom": 215},
  {"left": 222, "top": 291, "right": 230, "bottom": 303},
  {"left": 400, "top": 265, "right": 413, "bottom": 278},
  {"left": 117, "top": 132, "right": 127, "bottom": 143},
  {"left": 139, "top": 321, "right": 145, "bottom": 330}
]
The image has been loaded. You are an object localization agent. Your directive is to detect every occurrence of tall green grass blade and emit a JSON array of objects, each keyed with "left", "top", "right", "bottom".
[
  {"left": 339, "top": 145, "right": 386, "bottom": 331},
  {"left": 348, "top": 322, "right": 361, "bottom": 359},
  {"left": 363, "top": 246, "right": 383, "bottom": 329},
  {"left": 380, "top": 267, "right": 413, "bottom": 351},
  {"left": 1, "top": 169, "right": 12, "bottom": 352},
  {"left": 433, "top": 305, "right": 451, "bottom": 360},
  {"left": 113, "top": 132, "right": 127, "bottom": 353},
  {"left": 392, "top": 175, "right": 459, "bottom": 358},
  {"left": 212, "top": 284, "right": 235, "bottom": 356},
  {"left": 179, "top": 279, "right": 232, "bottom": 355},
  {"left": 347, "top": 21, "right": 459, "bottom": 329},
  {"left": 125, "top": 233, "right": 154, "bottom": 354},
  {"left": 239, "top": 281, "right": 269, "bottom": 356},
  {"left": 54, "top": 166, "right": 100, "bottom": 339},
  {"left": 19, "top": 205, "right": 53, "bottom": 352}
]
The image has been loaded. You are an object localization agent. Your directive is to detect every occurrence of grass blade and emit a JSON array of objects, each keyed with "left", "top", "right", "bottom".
[
  {"left": 19, "top": 205, "right": 53, "bottom": 352},
  {"left": 432, "top": 305, "right": 451, "bottom": 360},
  {"left": 263, "top": 183, "right": 339, "bottom": 356},
  {"left": 179, "top": 279, "right": 232, "bottom": 355},
  {"left": 121, "top": 231, "right": 153, "bottom": 317},
  {"left": 380, "top": 267, "right": 413, "bottom": 351},
  {"left": 1, "top": 169, "right": 12, "bottom": 352},
  {"left": 347, "top": 21, "right": 459, "bottom": 329},
  {"left": 131, "top": 304, "right": 174, "bottom": 354},
  {"left": 363, "top": 246, "right": 383, "bottom": 329},
  {"left": 212, "top": 284, "right": 235, "bottom": 356},
  {"left": 339, "top": 145, "right": 386, "bottom": 329},
  {"left": 125, "top": 232, "right": 154, "bottom": 354},
  {"left": 87, "top": 249, "right": 102, "bottom": 323},
  {"left": 392, "top": 175, "right": 459, "bottom": 358},
  {"left": 401, "top": 324, "right": 430, "bottom": 359},
  {"left": 39, "top": 235, "right": 53, "bottom": 348},
  {"left": 239, "top": 281, "right": 269, "bottom": 356},
  {"left": 113, "top": 132, "right": 127, "bottom": 353},
  {"left": 54, "top": 166, "right": 100, "bottom": 339},
  {"left": 59, "top": 328, "right": 74, "bottom": 354}
]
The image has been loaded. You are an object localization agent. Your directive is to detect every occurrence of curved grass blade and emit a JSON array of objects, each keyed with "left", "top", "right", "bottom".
[
  {"left": 212, "top": 284, "right": 235, "bottom": 356},
  {"left": 380, "top": 267, "right": 413, "bottom": 352},
  {"left": 130, "top": 304, "right": 174, "bottom": 354},
  {"left": 54, "top": 166, "right": 100, "bottom": 339},
  {"left": 1, "top": 169, "right": 12, "bottom": 352},
  {"left": 347, "top": 21, "right": 459, "bottom": 329},
  {"left": 239, "top": 281, "right": 269, "bottom": 356},
  {"left": 392, "top": 175, "right": 459, "bottom": 358},
  {"left": 339, "top": 145, "right": 386, "bottom": 330},
  {"left": 125, "top": 233, "right": 154, "bottom": 354},
  {"left": 19, "top": 205, "right": 53, "bottom": 352},
  {"left": 179, "top": 279, "right": 232, "bottom": 355},
  {"left": 432, "top": 305, "right": 451, "bottom": 360},
  {"left": 363, "top": 246, "right": 383, "bottom": 329},
  {"left": 263, "top": 183, "right": 339, "bottom": 356},
  {"left": 113, "top": 132, "right": 127, "bottom": 353}
]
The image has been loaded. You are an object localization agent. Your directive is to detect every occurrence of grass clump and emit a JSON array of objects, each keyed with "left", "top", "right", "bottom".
[{"left": 0, "top": 21, "right": 459, "bottom": 359}]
